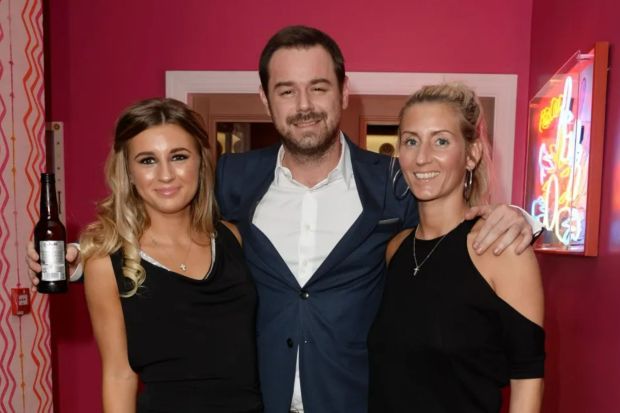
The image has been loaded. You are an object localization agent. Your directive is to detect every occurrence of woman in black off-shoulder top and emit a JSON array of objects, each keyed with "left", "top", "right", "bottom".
[{"left": 368, "top": 83, "right": 545, "bottom": 413}]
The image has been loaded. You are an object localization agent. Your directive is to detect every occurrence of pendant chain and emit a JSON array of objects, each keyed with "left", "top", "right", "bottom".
[
  {"left": 412, "top": 226, "right": 449, "bottom": 276},
  {"left": 150, "top": 235, "right": 193, "bottom": 272}
]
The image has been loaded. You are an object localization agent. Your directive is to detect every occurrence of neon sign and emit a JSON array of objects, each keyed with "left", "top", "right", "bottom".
[
  {"left": 538, "top": 96, "right": 562, "bottom": 132},
  {"left": 530, "top": 76, "right": 587, "bottom": 246},
  {"left": 525, "top": 42, "right": 609, "bottom": 256},
  {"left": 525, "top": 43, "right": 608, "bottom": 255}
]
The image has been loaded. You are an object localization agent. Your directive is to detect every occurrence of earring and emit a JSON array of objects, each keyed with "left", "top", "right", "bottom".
[
  {"left": 390, "top": 159, "right": 411, "bottom": 200},
  {"left": 464, "top": 169, "right": 473, "bottom": 200}
]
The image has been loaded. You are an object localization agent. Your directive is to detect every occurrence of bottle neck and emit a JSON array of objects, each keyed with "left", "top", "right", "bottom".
[{"left": 40, "top": 175, "right": 59, "bottom": 219}]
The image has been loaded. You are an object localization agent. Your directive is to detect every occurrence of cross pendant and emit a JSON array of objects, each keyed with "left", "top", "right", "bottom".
[
  {"left": 413, "top": 267, "right": 420, "bottom": 276},
  {"left": 179, "top": 263, "right": 188, "bottom": 272}
]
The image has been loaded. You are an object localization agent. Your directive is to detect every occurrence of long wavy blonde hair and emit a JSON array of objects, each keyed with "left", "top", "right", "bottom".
[
  {"left": 80, "top": 98, "right": 218, "bottom": 296},
  {"left": 398, "top": 83, "right": 492, "bottom": 206}
]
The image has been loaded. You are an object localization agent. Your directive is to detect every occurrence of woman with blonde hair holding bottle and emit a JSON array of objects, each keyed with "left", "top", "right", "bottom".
[{"left": 80, "top": 98, "right": 262, "bottom": 412}]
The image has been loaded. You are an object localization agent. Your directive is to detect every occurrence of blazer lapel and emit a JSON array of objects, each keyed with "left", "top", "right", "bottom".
[
  {"left": 235, "top": 144, "right": 280, "bottom": 226},
  {"left": 234, "top": 144, "right": 301, "bottom": 289},
  {"left": 306, "top": 139, "right": 387, "bottom": 286},
  {"left": 243, "top": 222, "right": 302, "bottom": 289}
]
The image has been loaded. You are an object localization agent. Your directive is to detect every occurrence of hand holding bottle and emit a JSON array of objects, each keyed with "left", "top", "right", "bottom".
[{"left": 26, "top": 242, "right": 81, "bottom": 293}]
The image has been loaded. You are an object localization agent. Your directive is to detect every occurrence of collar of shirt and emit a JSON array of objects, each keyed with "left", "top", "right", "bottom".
[{"left": 273, "top": 132, "right": 354, "bottom": 190}]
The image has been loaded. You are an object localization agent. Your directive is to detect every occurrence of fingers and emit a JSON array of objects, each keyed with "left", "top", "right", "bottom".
[
  {"left": 490, "top": 225, "right": 532, "bottom": 256},
  {"left": 27, "top": 260, "right": 41, "bottom": 275},
  {"left": 26, "top": 241, "right": 41, "bottom": 292},
  {"left": 472, "top": 204, "right": 524, "bottom": 255},
  {"left": 473, "top": 218, "right": 510, "bottom": 254},
  {"left": 514, "top": 226, "right": 534, "bottom": 255},
  {"left": 26, "top": 241, "right": 41, "bottom": 275},
  {"left": 490, "top": 225, "right": 522, "bottom": 255},
  {"left": 66, "top": 244, "right": 81, "bottom": 278},
  {"left": 471, "top": 208, "right": 504, "bottom": 252},
  {"left": 27, "top": 241, "right": 39, "bottom": 262},
  {"left": 66, "top": 245, "right": 80, "bottom": 263},
  {"left": 28, "top": 270, "right": 40, "bottom": 294}
]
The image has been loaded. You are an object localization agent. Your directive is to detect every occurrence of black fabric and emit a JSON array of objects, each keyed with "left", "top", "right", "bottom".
[
  {"left": 368, "top": 219, "right": 544, "bottom": 413},
  {"left": 110, "top": 222, "right": 263, "bottom": 413}
]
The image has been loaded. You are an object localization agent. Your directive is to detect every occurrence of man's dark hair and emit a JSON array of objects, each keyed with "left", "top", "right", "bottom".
[{"left": 259, "top": 25, "right": 346, "bottom": 94}]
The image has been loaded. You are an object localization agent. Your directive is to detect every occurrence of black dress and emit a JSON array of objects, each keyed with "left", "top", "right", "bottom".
[
  {"left": 368, "top": 219, "right": 544, "bottom": 413},
  {"left": 110, "top": 222, "right": 263, "bottom": 413}
]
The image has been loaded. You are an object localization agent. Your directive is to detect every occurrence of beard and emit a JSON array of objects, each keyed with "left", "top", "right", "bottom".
[{"left": 277, "top": 110, "right": 340, "bottom": 159}]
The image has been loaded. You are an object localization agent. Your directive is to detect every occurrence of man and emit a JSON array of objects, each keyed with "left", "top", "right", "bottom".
[
  {"left": 29, "top": 25, "right": 536, "bottom": 413},
  {"left": 215, "top": 26, "right": 536, "bottom": 412}
]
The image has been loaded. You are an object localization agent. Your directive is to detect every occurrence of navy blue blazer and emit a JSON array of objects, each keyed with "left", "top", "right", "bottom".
[{"left": 215, "top": 138, "right": 418, "bottom": 413}]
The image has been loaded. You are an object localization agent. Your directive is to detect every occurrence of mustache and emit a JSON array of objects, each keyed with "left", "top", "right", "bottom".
[{"left": 286, "top": 111, "right": 326, "bottom": 125}]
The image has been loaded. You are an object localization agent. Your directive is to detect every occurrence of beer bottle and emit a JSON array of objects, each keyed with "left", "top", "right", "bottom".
[{"left": 34, "top": 173, "right": 68, "bottom": 293}]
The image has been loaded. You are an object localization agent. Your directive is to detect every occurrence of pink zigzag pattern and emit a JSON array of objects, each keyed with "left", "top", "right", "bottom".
[
  {"left": 0, "top": 96, "right": 20, "bottom": 412},
  {"left": 0, "top": 7, "right": 19, "bottom": 412},
  {"left": 31, "top": 294, "right": 51, "bottom": 413},
  {"left": 0, "top": 65, "right": 20, "bottom": 413},
  {"left": 22, "top": 0, "right": 45, "bottom": 221},
  {"left": 21, "top": 0, "right": 52, "bottom": 411}
]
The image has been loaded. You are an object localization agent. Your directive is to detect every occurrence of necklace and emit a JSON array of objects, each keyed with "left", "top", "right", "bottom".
[
  {"left": 412, "top": 226, "right": 449, "bottom": 276},
  {"left": 150, "top": 235, "right": 193, "bottom": 272}
]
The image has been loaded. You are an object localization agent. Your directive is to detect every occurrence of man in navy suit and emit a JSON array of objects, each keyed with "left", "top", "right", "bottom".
[{"left": 216, "top": 25, "right": 536, "bottom": 413}]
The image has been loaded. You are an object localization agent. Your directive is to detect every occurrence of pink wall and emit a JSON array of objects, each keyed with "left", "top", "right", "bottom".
[
  {"left": 46, "top": 0, "right": 534, "bottom": 411},
  {"left": 529, "top": 0, "right": 620, "bottom": 411}
]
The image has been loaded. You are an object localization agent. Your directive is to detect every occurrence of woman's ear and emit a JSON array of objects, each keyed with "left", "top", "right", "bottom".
[{"left": 466, "top": 140, "right": 482, "bottom": 170}]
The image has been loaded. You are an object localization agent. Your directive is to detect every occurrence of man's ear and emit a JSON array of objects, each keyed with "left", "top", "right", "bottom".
[
  {"left": 466, "top": 140, "right": 482, "bottom": 170},
  {"left": 341, "top": 76, "right": 350, "bottom": 110},
  {"left": 259, "top": 86, "right": 271, "bottom": 117}
]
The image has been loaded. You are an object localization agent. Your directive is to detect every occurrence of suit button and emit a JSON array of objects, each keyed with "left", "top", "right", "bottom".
[
  {"left": 300, "top": 290, "right": 310, "bottom": 299},
  {"left": 287, "top": 338, "right": 294, "bottom": 348}
]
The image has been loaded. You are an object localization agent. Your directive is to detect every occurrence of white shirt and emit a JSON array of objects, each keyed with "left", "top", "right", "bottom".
[{"left": 252, "top": 133, "right": 362, "bottom": 411}]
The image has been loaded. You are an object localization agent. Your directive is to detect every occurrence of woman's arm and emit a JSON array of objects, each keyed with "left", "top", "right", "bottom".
[
  {"left": 468, "top": 222, "right": 545, "bottom": 413},
  {"left": 500, "top": 248, "right": 545, "bottom": 413},
  {"left": 84, "top": 255, "right": 138, "bottom": 413},
  {"left": 468, "top": 222, "right": 544, "bottom": 326},
  {"left": 509, "top": 378, "right": 544, "bottom": 413}
]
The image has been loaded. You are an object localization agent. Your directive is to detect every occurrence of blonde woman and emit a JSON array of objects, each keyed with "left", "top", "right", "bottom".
[
  {"left": 79, "top": 98, "right": 261, "bottom": 412},
  {"left": 368, "top": 84, "right": 544, "bottom": 413}
]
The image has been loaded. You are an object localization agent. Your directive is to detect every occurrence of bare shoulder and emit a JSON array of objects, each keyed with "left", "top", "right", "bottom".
[
  {"left": 83, "top": 254, "right": 119, "bottom": 302},
  {"left": 386, "top": 228, "right": 414, "bottom": 266},
  {"left": 467, "top": 226, "right": 544, "bottom": 326},
  {"left": 220, "top": 220, "right": 242, "bottom": 246},
  {"left": 84, "top": 254, "right": 115, "bottom": 286}
]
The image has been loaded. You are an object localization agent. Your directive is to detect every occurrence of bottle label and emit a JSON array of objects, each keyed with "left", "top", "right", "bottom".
[{"left": 39, "top": 240, "right": 66, "bottom": 282}]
